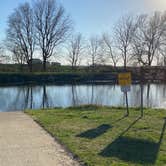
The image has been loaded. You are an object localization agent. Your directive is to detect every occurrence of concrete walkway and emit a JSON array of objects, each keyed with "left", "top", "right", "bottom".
[{"left": 0, "top": 112, "right": 80, "bottom": 166}]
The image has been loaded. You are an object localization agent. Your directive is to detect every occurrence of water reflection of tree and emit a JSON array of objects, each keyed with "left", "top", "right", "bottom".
[
  {"left": 71, "top": 85, "right": 79, "bottom": 106},
  {"left": 23, "top": 85, "right": 57, "bottom": 110},
  {"left": 41, "top": 85, "right": 49, "bottom": 109},
  {"left": 129, "top": 85, "right": 141, "bottom": 107},
  {"left": 128, "top": 84, "right": 152, "bottom": 108},
  {"left": 70, "top": 83, "right": 166, "bottom": 108},
  {"left": 15, "top": 86, "right": 45, "bottom": 110},
  {"left": 24, "top": 86, "right": 33, "bottom": 109},
  {"left": 7, "top": 88, "right": 22, "bottom": 110},
  {"left": 89, "top": 84, "right": 116, "bottom": 106},
  {"left": 23, "top": 85, "right": 53, "bottom": 110},
  {"left": 146, "top": 84, "right": 151, "bottom": 107},
  {"left": 70, "top": 84, "right": 107, "bottom": 106},
  {"left": 156, "top": 84, "right": 166, "bottom": 108},
  {"left": 2, "top": 84, "right": 166, "bottom": 111},
  {"left": 163, "top": 85, "right": 166, "bottom": 98},
  {"left": 91, "top": 83, "right": 94, "bottom": 104},
  {"left": 92, "top": 85, "right": 104, "bottom": 105},
  {"left": 131, "top": 84, "right": 166, "bottom": 108},
  {"left": 5, "top": 86, "right": 34, "bottom": 110}
]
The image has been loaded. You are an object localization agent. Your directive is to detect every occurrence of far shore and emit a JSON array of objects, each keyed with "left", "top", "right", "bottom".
[{"left": 0, "top": 65, "right": 166, "bottom": 85}]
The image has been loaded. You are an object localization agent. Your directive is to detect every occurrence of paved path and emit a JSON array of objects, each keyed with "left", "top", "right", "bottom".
[{"left": 0, "top": 112, "right": 80, "bottom": 166}]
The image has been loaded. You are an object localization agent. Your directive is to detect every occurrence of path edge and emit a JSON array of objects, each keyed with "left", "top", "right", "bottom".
[{"left": 25, "top": 112, "right": 87, "bottom": 166}]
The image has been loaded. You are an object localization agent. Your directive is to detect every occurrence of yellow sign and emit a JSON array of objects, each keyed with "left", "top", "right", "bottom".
[{"left": 118, "top": 72, "right": 132, "bottom": 86}]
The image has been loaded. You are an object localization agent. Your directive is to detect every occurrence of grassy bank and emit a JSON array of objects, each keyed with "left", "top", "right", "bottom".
[{"left": 26, "top": 106, "right": 166, "bottom": 166}]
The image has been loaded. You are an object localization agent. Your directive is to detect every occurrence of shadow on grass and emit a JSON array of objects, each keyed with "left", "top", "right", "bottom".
[
  {"left": 77, "top": 124, "right": 112, "bottom": 139},
  {"left": 99, "top": 117, "right": 166, "bottom": 165},
  {"left": 119, "top": 116, "right": 142, "bottom": 136},
  {"left": 113, "top": 115, "right": 128, "bottom": 124},
  {"left": 76, "top": 115, "right": 137, "bottom": 140},
  {"left": 100, "top": 136, "right": 158, "bottom": 164}
]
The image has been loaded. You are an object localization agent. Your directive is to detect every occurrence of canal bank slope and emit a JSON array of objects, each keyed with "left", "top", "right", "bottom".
[
  {"left": 0, "top": 66, "right": 166, "bottom": 85},
  {"left": 27, "top": 106, "right": 166, "bottom": 166},
  {"left": 0, "top": 112, "right": 80, "bottom": 166}
]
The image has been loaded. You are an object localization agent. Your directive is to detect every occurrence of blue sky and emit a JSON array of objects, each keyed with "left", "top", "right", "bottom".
[{"left": 0, "top": 0, "right": 166, "bottom": 40}]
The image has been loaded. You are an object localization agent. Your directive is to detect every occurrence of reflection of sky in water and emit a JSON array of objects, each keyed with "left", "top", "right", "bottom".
[{"left": 0, "top": 84, "right": 165, "bottom": 112}]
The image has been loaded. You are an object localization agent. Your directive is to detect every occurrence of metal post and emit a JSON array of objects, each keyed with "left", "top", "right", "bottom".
[
  {"left": 140, "top": 67, "right": 144, "bottom": 117},
  {"left": 125, "top": 92, "right": 129, "bottom": 116},
  {"left": 141, "top": 82, "right": 143, "bottom": 117}
]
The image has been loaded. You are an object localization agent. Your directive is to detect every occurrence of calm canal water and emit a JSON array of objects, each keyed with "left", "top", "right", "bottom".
[{"left": 0, "top": 84, "right": 166, "bottom": 112}]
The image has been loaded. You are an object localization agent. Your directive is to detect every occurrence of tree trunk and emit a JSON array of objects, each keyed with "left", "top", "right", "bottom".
[
  {"left": 164, "top": 57, "right": 166, "bottom": 66},
  {"left": 29, "top": 61, "right": 32, "bottom": 72},
  {"left": 113, "top": 61, "right": 116, "bottom": 68},
  {"left": 124, "top": 48, "right": 127, "bottom": 71},
  {"left": 27, "top": 61, "right": 32, "bottom": 72},
  {"left": 124, "top": 56, "right": 127, "bottom": 71},
  {"left": 148, "top": 51, "right": 151, "bottom": 66},
  {"left": 43, "top": 58, "right": 47, "bottom": 72}
]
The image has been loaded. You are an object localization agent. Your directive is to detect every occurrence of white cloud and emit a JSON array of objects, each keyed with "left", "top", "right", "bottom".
[{"left": 141, "top": 0, "right": 166, "bottom": 11}]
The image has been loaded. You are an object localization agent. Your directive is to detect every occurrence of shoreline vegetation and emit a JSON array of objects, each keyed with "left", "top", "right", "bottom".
[
  {"left": 26, "top": 105, "right": 166, "bottom": 166},
  {"left": 0, "top": 65, "right": 166, "bottom": 85}
]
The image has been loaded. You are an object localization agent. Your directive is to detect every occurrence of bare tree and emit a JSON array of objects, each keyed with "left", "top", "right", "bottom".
[
  {"left": 132, "top": 36, "right": 145, "bottom": 66},
  {"left": 34, "top": 0, "right": 71, "bottom": 71},
  {"left": 0, "top": 45, "right": 4, "bottom": 63},
  {"left": 102, "top": 33, "right": 119, "bottom": 67},
  {"left": 5, "top": 41, "right": 25, "bottom": 65},
  {"left": 6, "top": 2, "right": 35, "bottom": 72},
  {"left": 67, "top": 33, "right": 84, "bottom": 69},
  {"left": 0, "top": 45, "right": 10, "bottom": 64},
  {"left": 133, "top": 12, "right": 166, "bottom": 66},
  {"left": 114, "top": 15, "right": 138, "bottom": 69},
  {"left": 159, "top": 12, "right": 166, "bottom": 66},
  {"left": 12, "top": 45, "right": 26, "bottom": 65},
  {"left": 159, "top": 47, "right": 166, "bottom": 66},
  {"left": 88, "top": 36, "right": 101, "bottom": 67}
]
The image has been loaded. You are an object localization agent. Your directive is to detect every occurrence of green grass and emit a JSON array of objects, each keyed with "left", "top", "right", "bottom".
[{"left": 26, "top": 105, "right": 166, "bottom": 166}]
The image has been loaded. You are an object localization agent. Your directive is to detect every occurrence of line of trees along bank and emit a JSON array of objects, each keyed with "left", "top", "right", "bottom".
[
  {"left": 1, "top": 0, "right": 166, "bottom": 72},
  {"left": 64, "top": 12, "right": 166, "bottom": 69},
  {"left": 6, "top": 0, "right": 71, "bottom": 72}
]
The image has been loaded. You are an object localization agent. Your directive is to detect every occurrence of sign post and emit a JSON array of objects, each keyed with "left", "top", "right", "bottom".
[
  {"left": 141, "top": 83, "right": 143, "bottom": 117},
  {"left": 118, "top": 72, "right": 132, "bottom": 116},
  {"left": 140, "top": 67, "right": 144, "bottom": 117}
]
